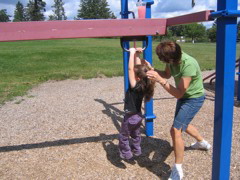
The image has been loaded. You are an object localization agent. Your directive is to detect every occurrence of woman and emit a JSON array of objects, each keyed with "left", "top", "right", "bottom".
[{"left": 147, "top": 41, "right": 211, "bottom": 180}]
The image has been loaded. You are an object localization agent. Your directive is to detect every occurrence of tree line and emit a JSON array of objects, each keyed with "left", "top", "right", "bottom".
[
  {"left": 161, "top": 20, "right": 240, "bottom": 43},
  {"left": 0, "top": 0, "right": 116, "bottom": 22}
]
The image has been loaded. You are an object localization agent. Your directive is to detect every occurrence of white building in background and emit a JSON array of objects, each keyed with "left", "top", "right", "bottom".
[{"left": 176, "top": 36, "right": 186, "bottom": 43}]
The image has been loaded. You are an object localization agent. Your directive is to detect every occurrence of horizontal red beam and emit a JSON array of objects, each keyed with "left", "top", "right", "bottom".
[
  {"left": 0, "top": 10, "right": 213, "bottom": 42},
  {"left": 167, "top": 10, "right": 214, "bottom": 26},
  {"left": 0, "top": 19, "right": 166, "bottom": 42}
]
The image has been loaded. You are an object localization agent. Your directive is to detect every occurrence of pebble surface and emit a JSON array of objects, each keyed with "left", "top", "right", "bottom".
[{"left": 0, "top": 70, "right": 239, "bottom": 179}]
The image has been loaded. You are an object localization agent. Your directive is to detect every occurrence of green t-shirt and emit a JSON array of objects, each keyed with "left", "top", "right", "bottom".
[{"left": 168, "top": 52, "right": 204, "bottom": 98}]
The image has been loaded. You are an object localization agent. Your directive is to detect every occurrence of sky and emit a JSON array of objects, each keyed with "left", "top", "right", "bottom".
[{"left": 0, "top": 0, "right": 229, "bottom": 29}]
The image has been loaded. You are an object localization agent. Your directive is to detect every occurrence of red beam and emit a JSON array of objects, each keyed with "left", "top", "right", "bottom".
[
  {"left": 0, "top": 19, "right": 167, "bottom": 42},
  {"left": 0, "top": 10, "right": 214, "bottom": 42},
  {"left": 167, "top": 10, "right": 214, "bottom": 26}
]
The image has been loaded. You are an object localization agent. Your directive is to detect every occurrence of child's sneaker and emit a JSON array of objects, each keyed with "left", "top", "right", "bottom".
[
  {"left": 191, "top": 140, "right": 211, "bottom": 150},
  {"left": 119, "top": 151, "right": 133, "bottom": 160},
  {"left": 132, "top": 149, "right": 142, "bottom": 157},
  {"left": 168, "top": 165, "right": 183, "bottom": 180}
]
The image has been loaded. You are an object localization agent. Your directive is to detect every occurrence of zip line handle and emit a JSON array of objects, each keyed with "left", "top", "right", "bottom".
[{"left": 120, "top": 36, "right": 148, "bottom": 52}]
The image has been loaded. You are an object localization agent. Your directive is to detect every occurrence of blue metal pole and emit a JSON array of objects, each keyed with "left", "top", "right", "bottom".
[
  {"left": 238, "top": 71, "right": 240, "bottom": 101},
  {"left": 212, "top": 0, "right": 238, "bottom": 179},
  {"left": 143, "top": 0, "right": 155, "bottom": 136},
  {"left": 121, "top": 0, "right": 130, "bottom": 93}
]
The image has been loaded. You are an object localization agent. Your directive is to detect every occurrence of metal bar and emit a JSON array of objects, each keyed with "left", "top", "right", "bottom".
[
  {"left": 144, "top": 0, "right": 156, "bottom": 137},
  {"left": 203, "top": 72, "right": 216, "bottom": 82},
  {"left": 212, "top": 0, "right": 238, "bottom": 179},
  {"left": 238, "top": 66, "right": 240, "bottom": 101},
  {"left": 203, "top": 59, "right": 240, "bottom": 83},
  {"left": 211, "top": 10, "right": 240, "bottom": 18},
  {"left": 121, "top": 0, "right": 130, "bottom": 93},
  {"left": 210, "top": 76, "right": 216, "bottom": 85},
  {"left": 166, "top": 10, "right": 214, "bottom": 26},
  {"left": 0, "top": 18, "right": 166, "bottom": 42}
]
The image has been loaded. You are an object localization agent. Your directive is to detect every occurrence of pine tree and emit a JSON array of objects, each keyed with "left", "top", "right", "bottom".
[
  {"left": 26, "top": 0, "right": 46, "bottom": 21},
  {"left": 13, "top": 1, "right": 26, "bottom": 22},
  {"left": 77, "top": 0, "right": 116, "bottom": 19},
  {"left": 0, "top": 9, "right": 11, "bottom": 22},
  {"left": 49, "top": 0, "right": 67, "bottom": 20}
]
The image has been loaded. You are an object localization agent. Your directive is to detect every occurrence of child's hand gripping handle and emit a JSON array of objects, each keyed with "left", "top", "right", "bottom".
[{"left": 120, "top": 36, "right": 148, "bottom": 52}]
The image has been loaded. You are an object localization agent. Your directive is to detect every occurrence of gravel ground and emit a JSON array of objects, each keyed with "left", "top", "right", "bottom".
[{"left": 0, "top": 70, "right": 239, "bottom": 180}]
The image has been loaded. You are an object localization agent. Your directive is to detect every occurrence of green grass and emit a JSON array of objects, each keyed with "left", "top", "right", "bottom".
[
  {"left": 0, "top": 38, "right": 122, "bottom": 104},
  {"left": 0, "top": 38, "right": 240, "bottom": 104}
]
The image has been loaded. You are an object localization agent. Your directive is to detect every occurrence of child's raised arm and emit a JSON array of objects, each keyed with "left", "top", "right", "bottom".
[
  {"left": 128, "top": 48, "right": 137, "bottom": 88},
  {"left": 128, "top": 48, "right": 143, "bottom": 88}
]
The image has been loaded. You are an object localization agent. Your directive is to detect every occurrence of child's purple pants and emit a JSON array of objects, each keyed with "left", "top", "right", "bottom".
[{"left": 118, "top": 113, "right": 143, "bottom": 159}]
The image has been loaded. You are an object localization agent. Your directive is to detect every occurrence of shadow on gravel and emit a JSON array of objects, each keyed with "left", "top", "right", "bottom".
[
  {"left": 0, "top": 133, "right": 118, "bottom": 153},
  {"left": 95, "top": 98, "right": 124, "bottom": 132},
  {"left": 102, "top": 135, "right": 172, "bottom": 178},
  {"left": 95, "top": 98, "right": 172, "bottom": 179}
]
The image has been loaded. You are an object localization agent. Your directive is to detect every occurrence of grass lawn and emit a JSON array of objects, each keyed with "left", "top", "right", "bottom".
[{"left": 0, "top": 38, "right": 240, "bottom": 104}]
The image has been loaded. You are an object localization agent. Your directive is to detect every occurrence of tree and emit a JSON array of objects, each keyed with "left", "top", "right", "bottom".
[
  {"left": 25, "top": 0, "right": 46, "bottom": 21},
  {"left": 49, "top": 0, "right": 67, "bottom": 20},
  {"left": 207, "top": 21, "right": 240, "bottom": 42},
  {"left": 207, "top": 21, "right": 217, "bottom": 42},
  {"left": 13, "top": 1, "right": 26, "bottom": 22},
  {"left": 77, "top": 0, "right": 116, "bottom": 19},
  {"left": 168, "top": 25, "right": 185, "bottom": 37},
  {"left": 0, "top": 9, "right": 11, "bottom": 22},
  {"left": 183, "top": 23, "right": 206, "bottom": 43}
]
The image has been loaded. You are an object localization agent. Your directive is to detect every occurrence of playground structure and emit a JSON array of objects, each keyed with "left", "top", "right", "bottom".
[
  {"left": 203, "top": 58, "right": 240, "bottom": 85},
  {"left": 0, "top": 7, "right": 213, "bottom": 138},
  {"left": 0, "top": 0, "right": 239, "bottom": 179}
]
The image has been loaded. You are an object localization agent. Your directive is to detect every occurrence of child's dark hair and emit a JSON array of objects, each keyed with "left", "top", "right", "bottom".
[{"left": 134, "top": 64, "right": 155, "bottom": 102}]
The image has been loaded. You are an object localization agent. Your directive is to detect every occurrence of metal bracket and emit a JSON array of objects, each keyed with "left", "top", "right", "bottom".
[
  {"left": 143, "top": 0, "right": 154, "bottom": 5},
  {"left": 192, "top": 0, "right": 195, "bottom": 8},
  {"left": 210, "top": 10, "right": 240, "bottom": 19},
  {"left": 120, "top": 11, "right": 135, "bottom": 19},
  {"left": 144, "top": 114, "right": 156, "bottom": 120}
]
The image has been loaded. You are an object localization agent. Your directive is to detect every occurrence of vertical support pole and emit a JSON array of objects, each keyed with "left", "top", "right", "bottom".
[
  {"left": 238, "top": 70, "right": 240, "bottom": 101},
  {"left": 238, "top": 33, "right": 240, "bottom": 102},
  {"left": 121, "top": 0, "right": 130, "bottom": 93},
  {"left": 212, "top": 0, "right": 238, "bottom": 179},
  {"left": 143, "top": 0, "right": 155, "bottom": 136}
]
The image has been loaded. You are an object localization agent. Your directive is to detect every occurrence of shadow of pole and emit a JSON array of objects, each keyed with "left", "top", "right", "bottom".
[{"left": 0, "top": 133, "right": 118, "bottom": 153}]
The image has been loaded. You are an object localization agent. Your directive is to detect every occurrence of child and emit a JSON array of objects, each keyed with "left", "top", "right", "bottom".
[{"left": 118, "top": 47, "right": 155, "bottom": 160}]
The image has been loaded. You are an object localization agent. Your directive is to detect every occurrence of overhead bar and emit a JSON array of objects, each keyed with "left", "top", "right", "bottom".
[
  {"left": 0, "top": 10, "right": 214, "bottom": 42},
  {"left": 0, "top": 19, "right": 166, "bottom": 42},
  {"left": 167, "top": 10, "right": 214, "bottom": 26}
]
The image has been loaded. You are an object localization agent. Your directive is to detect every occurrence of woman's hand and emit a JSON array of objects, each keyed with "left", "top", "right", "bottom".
[{"left": 147, "top": 70, "right": 165, "bottom": 84}]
